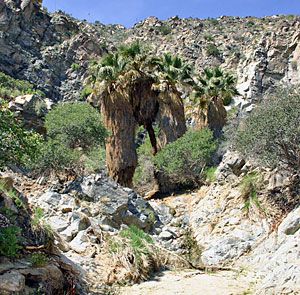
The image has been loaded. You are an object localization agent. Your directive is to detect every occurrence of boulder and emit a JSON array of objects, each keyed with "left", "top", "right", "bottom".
[{"left": 0, "top": 271, "right": 25, "bottom": 294}]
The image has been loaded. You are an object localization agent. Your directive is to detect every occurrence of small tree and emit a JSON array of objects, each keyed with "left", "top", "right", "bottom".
[
  {"left": 33, "top": 102, "right": 107, "bottom": 172},
  {"left": 233, "top": 88, "right": 300, "bottom": 171},
  {"left": 45, "top": 102, "right": 108, "bottom": 152},
  {"left": 0, "top": 98, "right": 42, "bottom": 168},
  {"left": 154, "top": 128, "right": 217, "bottom": 187}
]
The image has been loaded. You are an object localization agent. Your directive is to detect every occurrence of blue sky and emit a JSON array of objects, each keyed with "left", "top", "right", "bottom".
[{"left": 43, "top": 0, "right": 300, "bottom": 28}]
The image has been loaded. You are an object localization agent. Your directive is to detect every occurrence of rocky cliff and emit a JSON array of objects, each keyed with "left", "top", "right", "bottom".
[{"left": 1, "top": 1, "right": 300, "bottom": 105}]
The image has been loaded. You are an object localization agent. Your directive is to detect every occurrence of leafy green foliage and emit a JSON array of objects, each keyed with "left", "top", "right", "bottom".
[
  {"left": 154, "top": 128, "right": 217, "bottom": 186},
  {"left": 80, "top": 86, "right": 93, "bottom": 99},
  {"left": 157, "top": 25, "right": 172, "bottom": 35},
  {"left": 0, "top": 99, "right": 43, "bottom": 168},
  {"left": 31, "top": 138, "right": 80, "bottom": 171},
  {"left": 30, "top": 251, "right": 49, "bottom": 267},
  {"left": 34, "top": 100, "right": 48, "bottom": 116},
  {"left": 31, "top": 207, "right": 45, "bottom": 226},
  {"left": 71, "top": 62, "right": 80, "bottom": 71},
  {"left": 45, "top": 102, "right": 108, "bottom": 152},
  {"left": 110, "top": 225, "right": 153, "bottom": 274},
  {"left": 233, "top": 88, "right": 300, "bottom": 171},
  {"left": 31, "top": 102, "right": 107, "bottom": 172},
  {"left": 84, "top": 145, "right": 106, "bottom": 172},
  {"left": 204, "top": 166, "right": 217, "bottom": 184},
  {"left": 133, "top": 132, "right": 155, "bottom": 189},
  {"left": 0, "top": 226, "right": 22, "bottom": 257},
  {"left": 0, "top": 72, "right": 44, "bottom": 98}
]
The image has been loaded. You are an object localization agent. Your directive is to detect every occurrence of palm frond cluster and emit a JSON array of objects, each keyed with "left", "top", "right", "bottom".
[
  {"left": 86, "top": 41, "right": 194, "bottom": 97},
  {"left": 190, "top": 66, "right": 239, "bottom": 108}
]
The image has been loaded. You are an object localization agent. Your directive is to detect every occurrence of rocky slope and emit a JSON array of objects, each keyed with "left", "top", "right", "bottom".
[
  {"left": 0, "top": 151, "right": 299, "bottom": 295},
  {"left": 1, "top": 1, "right": 300, "bottom": 105}
]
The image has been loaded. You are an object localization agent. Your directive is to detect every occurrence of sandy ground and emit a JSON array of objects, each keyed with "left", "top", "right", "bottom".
[{"left": 120, "top": 269, "right": 256, "bottom": 295}]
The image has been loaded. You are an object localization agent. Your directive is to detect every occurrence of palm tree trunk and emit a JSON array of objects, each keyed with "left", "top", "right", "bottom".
[
  {"left": 195, "top": 96, "right": 226, "bottom": 138},
  {"left": 156, "top": 89, "right": 187, "bottom": 149},
  {"left": 145, "top": 123, "right": 158, "bottom": 155},
  {"left": 101, "top": 91, "right": 137, "bottom": 188}
]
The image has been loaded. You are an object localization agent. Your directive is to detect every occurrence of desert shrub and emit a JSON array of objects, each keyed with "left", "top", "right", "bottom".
[
  {"left": 247, "top": 20, "right": 255, "bottom": 26},
  {"left": 206, "top": 43, "right": 220, "bottom": 57},
  {"left": 0, "top": 71, "right": 44, "bottom": 98},
  {"left": 133, "top": 133, "right": 155, "bottom": 190},
  {"left": 34, "top": 100, "right": 48, "bottom": 116},
  {"left": 80, "top": 86, "right": 93, "bottom": 99},
  {"left": 84, "top": 145, "right": 106, "bottom": 172},
  {"left": 204, "top": 166, "right": 217, "bottom": 184},
  {"left": 31, "top": 207, "right": 45, "bottom": 226},
  {"left": 0, "top": 98, "right": 42, "bottom": 168},
  {"left": 31, "top": 102, "right": 108, "bottom": 173},
  {"left": 209, "top": 18, "right": 219, "bottom": 26},
  {"left": 233, "top": 88, "right": 300, "bottom": 171},
  {"left": 154, "top": 128, "right": 217, "bottom": 186},
  {"left": 71, "top": 62, "right": 80, "bottom": 71},
  {"left": 203, "top": 33, "right": 214, "bottom": 41},
  {"left": 45, "top": 102, "right": 108, "bottom": 152},
  {"left": 239, "top": 171, "right": 262, "bottom": 210},
  {"left": 32, "top": 138, "right": 80, "bottom": 171},
  {"left": 157, "top": 25, "right": 172, "bottom": 35},
  {"left": 30, "top": 251, "right": 49, "bottom": 267},
  {"left": 0, "top": 226, "right": 22, "bottom": 257},
  {"left": 105, "top": 225, "right": 162, "bottom": 284}
]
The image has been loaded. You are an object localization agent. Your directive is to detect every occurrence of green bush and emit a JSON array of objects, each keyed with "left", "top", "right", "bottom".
[
  {"left": 0, "top": 98, "right": 42, "bottom": 168},
  {"left": 0, "top": 71, "right": 44, "bottom": 98},
  {"left": 204, "top": 166, "right": 217, "bottom": 184},
  {"left": 206, "top": 43, "right": 220, "bottom": 57},
  {"left": 133, "top": 133, "right": 155, "bottom": 188},
  {"left": 233, "top": 88, "right": 300, "bottom": 171},
  {"left": 239, "top": 171, "right": 262, "bottom": 210},
  {"left": 30, "top": 251, "right": 49, "bottom": 267},
  {"left": 84, "top": 145, "right": 106, "bottom": 172},
  {"left": 31, "top": 102, "right": 108, "bottom": 172},
  {"left": 0, "top": 226, "right": 22, "bottom": 257},
  {"left": 32, "top": 138, "right": 80, "bottom": 171},
  {"left": 71, "top": 62, "right": 80, "bottom": 71},
  {"left": 203, "top": 33, "right": 214, "bottom": 41},
  {"left": 80, "top": 86, "right": 93, "bottom": 99},
  {"left": 107, "top": 225, "right": 157, "bottom": 281},
  {"left": 154, "top": 128, "right": 217, "bottom": 186},
  {"left": 34, "top": 100, "right": 48, "bottom": 116},
  {"left": 45, "top": 102, "right": 108, "bottom": 151},
  {"left": 157, "top": 25, "right": 172, "bottom": 35}
]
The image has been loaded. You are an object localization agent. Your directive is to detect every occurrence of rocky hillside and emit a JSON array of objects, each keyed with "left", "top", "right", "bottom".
[
  {"left": 1, "top": 1, "right": 300, "bottom": 105},
  {"left": 0, "top": 2, "right": 299, "bottom": 295}
]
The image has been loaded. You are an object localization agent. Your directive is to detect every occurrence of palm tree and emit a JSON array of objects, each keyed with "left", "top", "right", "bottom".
[
  {"left": 153, "top": 53, "right": 193, "bottom": 149},
  {"left": 86, "top": 50, "right": 137, "bottom": 187},
  {"left": 190, "top": 66, "right": 239, "bottom": 137},
  {"left": 86, "top": 43, "right": 191, "bottom": 188}
]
